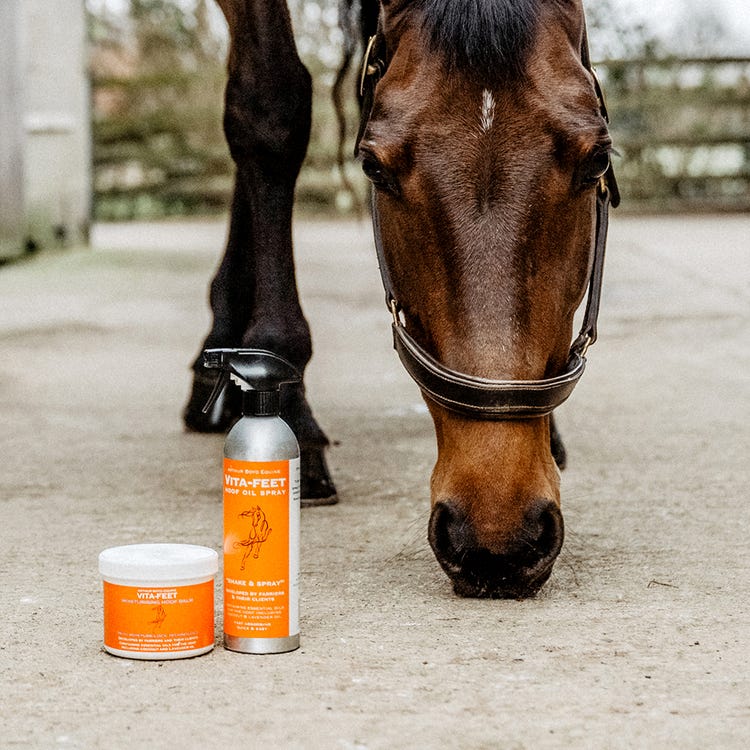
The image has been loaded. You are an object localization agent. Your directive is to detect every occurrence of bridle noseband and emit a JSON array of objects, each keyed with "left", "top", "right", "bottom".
[{"left": 358, "top": 22, "right": 619, "bottom": 421}]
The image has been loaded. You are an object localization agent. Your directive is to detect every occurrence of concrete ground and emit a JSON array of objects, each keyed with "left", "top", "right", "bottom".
[{"left": 1, "top": 214, "right": 748, "bottom": 748}]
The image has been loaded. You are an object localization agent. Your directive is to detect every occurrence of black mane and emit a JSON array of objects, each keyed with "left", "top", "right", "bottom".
[{"left": 417, "top": 0, "right": 541, "bottom": 79}]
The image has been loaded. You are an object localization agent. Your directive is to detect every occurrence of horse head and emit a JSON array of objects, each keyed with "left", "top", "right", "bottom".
[{"left": 357, "top": 0, "right": 618, "bottom": 597}]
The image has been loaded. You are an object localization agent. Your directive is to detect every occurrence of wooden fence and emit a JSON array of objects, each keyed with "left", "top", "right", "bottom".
[
  {"left": 91, "top": 56, "right": 750, "bottom": 217},
  {"left": 598, "top": 56, "right": 750, "bottom": 212}
]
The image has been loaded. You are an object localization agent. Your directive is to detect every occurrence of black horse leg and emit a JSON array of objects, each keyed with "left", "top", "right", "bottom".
[
  {"left": 184, "top": 0, "right": 336, "bottom": 504},
  {"left": 184, "top": 181, "right": 252, "bottom": 431}
]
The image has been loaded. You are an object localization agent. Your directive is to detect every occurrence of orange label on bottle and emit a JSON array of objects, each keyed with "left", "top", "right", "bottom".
[
  {"left": 223, "top": 458, "right": 298, "bottom": 640},
  {"left": 103, "top": 581, "right": 214, "bottom": 654}
]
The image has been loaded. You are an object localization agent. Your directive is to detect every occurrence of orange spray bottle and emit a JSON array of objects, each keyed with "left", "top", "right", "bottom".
[{"left": 203, "top": 348, "right": 301, "bottom": 654}]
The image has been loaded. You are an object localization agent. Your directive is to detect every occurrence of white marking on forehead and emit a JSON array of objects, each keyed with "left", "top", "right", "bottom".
[{"left": 480, "top": 89, "right": 496, "bottom": 133}]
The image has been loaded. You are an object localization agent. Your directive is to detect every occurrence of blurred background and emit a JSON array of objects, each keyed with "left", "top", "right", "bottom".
[{"left": 1, "top": 0, "right": 749, "bottom": 259}]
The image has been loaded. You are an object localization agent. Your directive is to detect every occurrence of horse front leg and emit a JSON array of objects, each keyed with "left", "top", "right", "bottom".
[{"left": 184, "top": 0, "right": 337, "bottom": 504}]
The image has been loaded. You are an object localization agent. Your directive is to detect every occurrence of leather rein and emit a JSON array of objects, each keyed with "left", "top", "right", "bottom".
[{"left": 357, "top": 23, "right": 619, "bottom": 421}]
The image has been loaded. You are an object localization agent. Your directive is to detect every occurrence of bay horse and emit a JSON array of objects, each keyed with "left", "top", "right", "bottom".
[{"left": 184, "top": 0, "right": 619, "bottom": 598}]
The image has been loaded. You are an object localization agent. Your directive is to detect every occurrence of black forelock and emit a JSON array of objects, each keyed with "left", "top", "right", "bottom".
[{"left": 416, "top": 0, "right": 541, "bottom": 80}]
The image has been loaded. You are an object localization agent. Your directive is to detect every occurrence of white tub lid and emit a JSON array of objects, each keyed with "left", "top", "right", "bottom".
[{"left": 99, "top": 543, "right": 218, "bottom": 581}]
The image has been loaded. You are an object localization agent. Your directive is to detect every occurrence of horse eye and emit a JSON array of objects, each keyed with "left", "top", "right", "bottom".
[
  {"left": 360, "top": 153, "right": 399, "bottom": 195},
  {"left": 580, "top": 148, "right": 611, "bottom": 185}
]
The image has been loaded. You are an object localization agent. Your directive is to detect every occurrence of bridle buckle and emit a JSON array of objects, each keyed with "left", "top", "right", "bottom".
[{"left": 389, "top": 298, "right": 401, "bottom": 327}]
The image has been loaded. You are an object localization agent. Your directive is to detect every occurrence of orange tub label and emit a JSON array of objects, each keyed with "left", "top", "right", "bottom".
[
  {"left": 103, "top": 581, "right": 214, "bottom": 654},
  {"left": 223, "top": 458, "right": 298, "bottom": 639}
]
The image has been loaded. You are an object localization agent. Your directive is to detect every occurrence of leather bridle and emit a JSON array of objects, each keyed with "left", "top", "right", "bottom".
[{"left": 357, "top": 19, "right": 620, "bottom": 421}]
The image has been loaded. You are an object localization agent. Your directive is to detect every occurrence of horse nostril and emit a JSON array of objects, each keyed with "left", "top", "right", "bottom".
[
  {"left": 520, "top": 499, "right": 565, "bottom": 572},
  {"left": 428, "top": 501, "right": 474, "bottom": 576},
  {"left": 428, "top": 498, "right": 564, "bottom": 599}
]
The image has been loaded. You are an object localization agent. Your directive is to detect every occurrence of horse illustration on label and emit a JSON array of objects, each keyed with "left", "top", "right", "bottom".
[
  {"left": 150, "top": 603, "right": 167, "bottom": 632},
  {"left": 235, "top": 506, "right": 272, "bottom": 570}
]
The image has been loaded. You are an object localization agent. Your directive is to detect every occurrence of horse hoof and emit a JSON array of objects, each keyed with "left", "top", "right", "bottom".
[
  {"left": 183, "top": 371, "right": 240, "bottom": 433},
  {"left": 186, "top": 373, "right": 337, "bottom": 503},
  {"left": 301, "top": 447, "right": 338, "bottom": 507}
]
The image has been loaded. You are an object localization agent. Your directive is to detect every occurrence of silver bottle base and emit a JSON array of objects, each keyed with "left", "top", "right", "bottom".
[{"left": 224, "top": 633, "right": 300, "bottom": 654}]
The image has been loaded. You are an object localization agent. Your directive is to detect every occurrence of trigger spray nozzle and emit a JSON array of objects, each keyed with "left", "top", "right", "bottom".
[
  {"left": 201, "top": 348, "right": 301, "bottom": 417},
  {"left": 201, "top": 368, "right": 231, "bottom": 416}
]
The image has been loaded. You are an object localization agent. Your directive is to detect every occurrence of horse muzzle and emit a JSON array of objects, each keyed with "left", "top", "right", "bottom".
[{"left": 428, "top": 498, "right": 565, "bottom": 599}]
